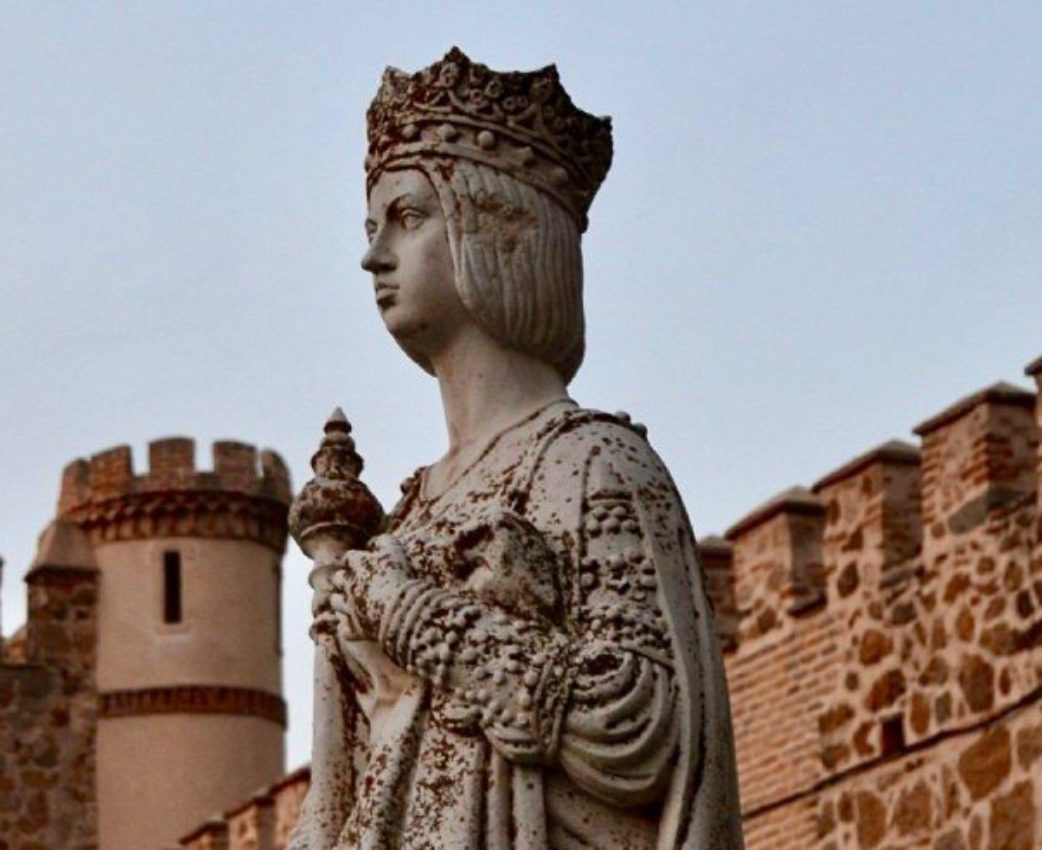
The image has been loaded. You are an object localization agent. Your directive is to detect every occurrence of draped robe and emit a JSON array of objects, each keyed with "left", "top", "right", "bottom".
[{"left": 290, "top": 402, "right": 744, "bottom": 849}]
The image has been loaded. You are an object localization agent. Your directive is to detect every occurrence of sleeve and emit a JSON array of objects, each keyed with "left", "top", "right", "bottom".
[{"left": 326, "top": 418, "right": 683, "bottom": 807}]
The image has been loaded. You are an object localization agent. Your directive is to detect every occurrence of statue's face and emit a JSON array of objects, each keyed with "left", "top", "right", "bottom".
[{"left": 362, "top": 169, "right": 471, "bottom": 363}]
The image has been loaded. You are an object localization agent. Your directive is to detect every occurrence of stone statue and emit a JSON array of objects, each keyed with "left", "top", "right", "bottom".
[{"left": 288, "top": 48, "right": 744, "bottom": 850}]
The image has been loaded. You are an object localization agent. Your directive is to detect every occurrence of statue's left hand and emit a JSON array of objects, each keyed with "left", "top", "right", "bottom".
[{"left": 323, "top": 534, "right": 413, "bottom": 642}]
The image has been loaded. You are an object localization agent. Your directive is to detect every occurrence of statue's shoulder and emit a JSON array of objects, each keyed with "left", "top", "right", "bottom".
[
  {"left": 518, "top": 405, "right": 671, "bottom": 501},
  {"left": 537, "top": 405, "right": 657, "bottom": 460}
]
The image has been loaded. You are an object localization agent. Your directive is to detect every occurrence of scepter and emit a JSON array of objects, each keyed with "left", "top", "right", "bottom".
[{"left": 288, "top": 408, "right": 383, "bottom": 848}]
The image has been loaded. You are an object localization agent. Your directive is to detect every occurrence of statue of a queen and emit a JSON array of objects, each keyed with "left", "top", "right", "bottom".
[{"left": 289, "top": 48, "right": 745, "bottom": 850}]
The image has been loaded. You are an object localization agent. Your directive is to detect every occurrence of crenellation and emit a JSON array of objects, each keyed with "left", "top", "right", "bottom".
[
  {"left": 914, "top": 382, "right": 1037, "bottom": 537},
  {"left": 807, "top": 442, "right": 925, "bottom": 775},
  {"left": 698, "top": 535, "right": 738, "bottom": 651},
  {"left": 59, "top": 439, "right": 292, "bottom": 515},
  {"left": 179, "top": 766, "right": 310, "bottom": 850},
  {"left": 88, "top": 444, "right": 134, "bottom": 501},
  {"left": 707, "top": 363, "right": 1042, "bottom": 847},
  {"left": 260, "top": 449, "right": 292, "bottom": 504},
  {"left": 814, "top": 440, "right": 922, "bottom": 605},
  {"left": 181, "top": 818, "right": 230, "bottom": 850},
  {"left": 58, "top": 458, "right": 91, "bottom": 515},
  {"left": 1026, "top": 356, "right": 1042, "bottom": 522},
  {"left": 226, "top": 792, "right": 275, "bottom": 850},
  {"left": 214, "top": 440, "right": 260, "bottom": 493},
  {"left": 149, "top": 437, "right": 197, "bottom": 487},
  {"left": 726, "top": 486, "right": 826, "bottom": 645},
  {"left": 269, "top": 767, "right": 309, "bottom": 850},
  {"left": 55, "top": 440, "right": 293, "bottom": 552},
  {"left": 5, "top": 432, "right": 290, "bottom": 850},
  {"left": 724, "top": 488, "right": 840, "bottom": 820}
]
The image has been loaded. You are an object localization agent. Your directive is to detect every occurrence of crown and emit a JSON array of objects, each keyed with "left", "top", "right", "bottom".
[{"left": 365, "top": 47, "right": 613, "bottom": 232}]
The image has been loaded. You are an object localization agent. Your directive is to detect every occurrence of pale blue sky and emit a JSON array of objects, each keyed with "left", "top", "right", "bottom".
[{"left": 2, "top": 3, "right": 1040, "bottom": 769}]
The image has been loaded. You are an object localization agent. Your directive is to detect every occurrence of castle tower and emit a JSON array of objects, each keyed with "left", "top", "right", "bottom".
[{"left": 57, "top": 436, "right": 292, "bottom": 850}]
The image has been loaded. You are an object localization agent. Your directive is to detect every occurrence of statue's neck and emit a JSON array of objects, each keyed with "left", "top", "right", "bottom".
[{"left": 430, "top": 326, "right": 568, "bottom": 467}]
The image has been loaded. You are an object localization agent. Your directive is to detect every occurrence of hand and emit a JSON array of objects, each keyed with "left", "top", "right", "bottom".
[{"left": 321, "top": 534, "right": 412, "bottom": 641}]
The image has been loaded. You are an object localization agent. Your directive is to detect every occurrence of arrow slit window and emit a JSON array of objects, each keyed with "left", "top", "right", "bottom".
[{"left": 163, "top": 551, "right": 182, "bottom": 624}]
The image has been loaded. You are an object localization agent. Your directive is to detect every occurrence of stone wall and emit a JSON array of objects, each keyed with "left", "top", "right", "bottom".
[
  {"left": 183, "top": 356, "right": 1042, "bottom": 849},
  {"left": 178, "top": 766, "right": 310, "bottom": 850},
  {"left": 716, "top": 362, "right": 1042, "bottom": 850},
  {"left": 0, "top": 544, "right": 99, "bottom": 850}
]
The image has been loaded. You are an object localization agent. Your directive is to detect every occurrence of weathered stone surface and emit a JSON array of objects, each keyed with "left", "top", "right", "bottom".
[
  {"left": 865, "top": 669, "right": 905, "bottom": 711},
  {"left": 0, "top": 560, "right": 99, "bottom": 850},
  {"left": 820, "top": 703, "right": 856, "bottom": 735},
  {"left": 959, "top": 655, "right": 996, "bottom": 713},
  {"left": 935, "top": 828, "right": 968, "bottom": 850},
  {"left": 12, "top": 94, "right": 1039, "bottom": 850},
  {"left": 1015, "top": 723, "right": 1042, "bottom": 769},
  {"left": 859, "top": 630, "right": 892, "bottom": 665},
  {"left": 987, "top": 780, "right": 1033, "bottom": 850},
  {"left": 910, "top": 692, "right": 931, "bottom": 736},
  {"left": 920, "top": 655, "right": 951, "bottom": 685},
  {"left": 981, "top": 623, "right": 1016, "bottom": 656},
  {"left": 956, "top": 608, "right": 976, "bottom": 641},
  {"left": 893, "top": 780, "right": 932, "bottom": 835},
  {"left": 855, "top": 791, "right": 887, "bottom": 848},
  {"left": 936, "top": 692, "right": 953, "bottom": 724},
  {"left": 958, "top": 726, "right": 1012, "bottom": 801},
  {"left": 838, "top": 563, "right": 860, "bottom": 597}
]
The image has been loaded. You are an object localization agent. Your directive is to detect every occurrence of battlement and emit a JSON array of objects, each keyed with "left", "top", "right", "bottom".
[
  {"left": 58, "top": 438, "right": 292, "bottom": 516},
  {"left": 913, "top": 381, "right": 1036, "bottom": 534},
  {"left": 710, "top": 356, "right": 1042, "bottom": 832},
  {"left": 179, "top": 765, "right": 310, "bottom": 850},
  {"left": 723, "top": 486, "right": 826, "bottom": 647},
  {"left": 709, "top": 368, "right": 1039, "bottom": 655},
  {"left": 56, "top": 438, "right": 292, "bottom": 553}
]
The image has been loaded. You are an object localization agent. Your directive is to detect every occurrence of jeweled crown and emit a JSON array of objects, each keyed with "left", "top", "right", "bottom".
[{"left": 365, "top": 47, "right": 613, "bottom": 232}]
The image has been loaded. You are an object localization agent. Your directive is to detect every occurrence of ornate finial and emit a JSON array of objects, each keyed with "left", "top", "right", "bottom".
[
  {"left": 289, "top": 409, "right": 384, "bottom": 563},
  {"left": 328, "top": 406, "right": 348, "bottom": 426},
  {"left": 365, "top": 47, "right": 613, "bottom": 232},
  {"left": 310, "top": 408, "right": 363, "bottom": 481}
]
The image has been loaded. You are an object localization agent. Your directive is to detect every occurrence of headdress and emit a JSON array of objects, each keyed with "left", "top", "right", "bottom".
[{"left": 366, "top": 47, "right": 613, "bottom": 232}]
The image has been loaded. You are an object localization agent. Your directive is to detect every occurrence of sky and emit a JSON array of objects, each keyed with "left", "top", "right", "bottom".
[{"left": 2, "top": 3, "right": 1040, "bottom": 771}]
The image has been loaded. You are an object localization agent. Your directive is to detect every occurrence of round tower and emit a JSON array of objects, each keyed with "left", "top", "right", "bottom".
[{"left": 58, "top": 436, "right": 291, "bottom": 850}]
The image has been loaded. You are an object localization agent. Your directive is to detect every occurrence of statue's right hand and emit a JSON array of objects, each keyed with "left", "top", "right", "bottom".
[{"left": 308, "top": 605, "right": 340, "bottom": 657}]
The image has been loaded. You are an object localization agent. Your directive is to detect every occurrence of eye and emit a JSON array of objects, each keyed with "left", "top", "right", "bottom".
[{"left": 399, "top": 208, "right": 426, "bottom": 229}]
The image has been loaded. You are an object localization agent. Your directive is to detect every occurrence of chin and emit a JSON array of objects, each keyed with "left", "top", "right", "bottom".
[
  {"left": 381, "top": 309, "right": 417, "bottom": 340},
  {"left": 390, "top": 330, "right": 437, "bottom": 377}
]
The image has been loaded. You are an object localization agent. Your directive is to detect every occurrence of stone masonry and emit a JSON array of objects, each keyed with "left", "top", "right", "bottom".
[
  {"left": 0, "top": 522, "right": 100, "bottom": 850},
  {"left": 183, "top": 354, "right": 1042, "bottom": 850},
  {"left": 719, "top": 363, "right": 1042, "bottom": 850}
]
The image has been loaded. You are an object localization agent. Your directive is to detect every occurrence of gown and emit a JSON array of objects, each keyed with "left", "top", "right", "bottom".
[{"left": 290, "top": 400, "right": 744, "bottom": 850}]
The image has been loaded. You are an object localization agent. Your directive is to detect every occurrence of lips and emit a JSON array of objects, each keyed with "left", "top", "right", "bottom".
[{"left": 374, "top": 285, "right": 398, "bottom": 308}]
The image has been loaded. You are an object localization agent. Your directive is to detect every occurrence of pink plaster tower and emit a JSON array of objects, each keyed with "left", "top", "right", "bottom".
[{"left": 57, "top": 437, "right": 292, "bottom": 850}]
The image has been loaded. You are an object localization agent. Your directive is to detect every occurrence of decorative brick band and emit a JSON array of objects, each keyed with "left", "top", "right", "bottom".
[
  {"left": 64, "top": 490, "right": 288, "bottom": 553},
  {"left": 99, "top": 685, "right": 287, "bottom": 727}
]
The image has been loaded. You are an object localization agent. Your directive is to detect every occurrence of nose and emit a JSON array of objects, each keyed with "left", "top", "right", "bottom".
[{"left": 361, "top": 233, "right": 396, "bottom": 275}]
